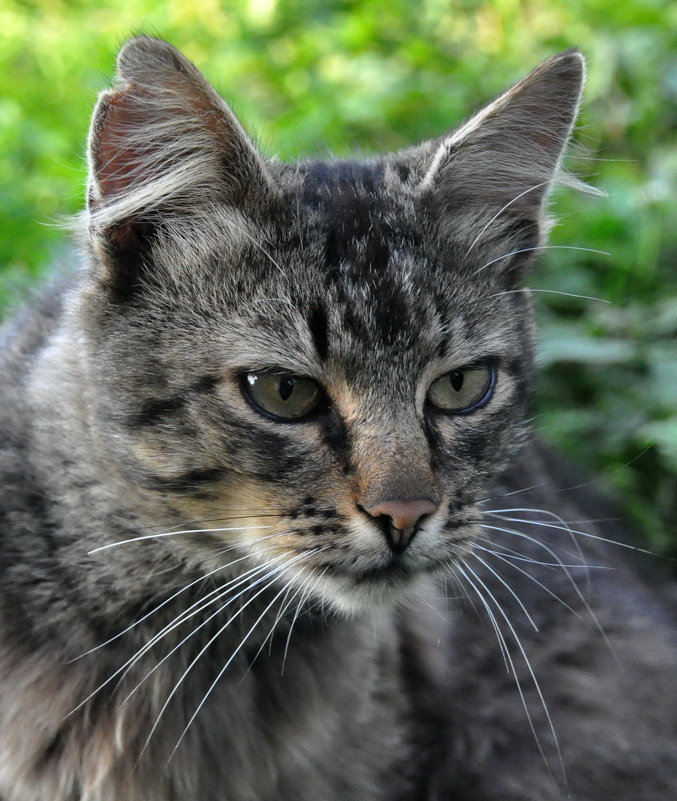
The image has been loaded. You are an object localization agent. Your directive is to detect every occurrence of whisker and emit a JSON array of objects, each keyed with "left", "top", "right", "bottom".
[
  {"left": 478, "top": 483, "right": 544, "bottom": 503},
  {"left": 147, "top": 549, "right": 320, "bottom": 758},
  {"left": 456, "top": 560, "right": 565, "bottom": 783},
  {"left": 481, "top": 523, "right": 585, "bottom": 570},
  {"left": 486, "top": 287, "right": 610, "bottom": 304},
  {"left": 170, "top": 581, "right": 294, "bottom": 759},
  {"left": 73, "top": 534, "right": 284, "bottom": 660},
  {"left": 485, "top": 511, "right": 656, "bottom": 556},
  {"left": 122, "top": 555, "right": 292, "bottom": 705},
  {"left": 474, "top": 245, "right": 610, "bottom": 276},
  {"left": 239, "top": 226, "right": 286, "bottom": 277},
  {"left": 450, "top": 561, "right": 511, "bottom": 672},
  {"left": 282, "top": 567, "right": 329, "bottom": 676},
  {"left": 479, "top": 447, "right": 654, "bottom": 505},
  {"left": 480, "top": 523, "right": 612, "bottom": 652},
  {"left": 467, "top": 551, "right": 539, "bottom": 632},
  {"left": 168, "top": 548, "right": 328, "bottom": 760},
  {"left": 243, "top": 578, "right": 302, "bottom": 674},
  {"left": 487, "top": 506, "right": 590, "bottom": 587},
  {"left": 68, "top": 553, "right": 285, "bottom": 715},
  {"left": 442, "top": 563, "right": 478, "bottom": 610},
  {"left": 141, "top": 570, "right": 288, "bottom": 756},
  {"left": 474, "top": 535, "right": 604, "bottom": 569},
  {"left": 126, "top": 512, "right": 287, "bottom": 534},
  {"left": 472, "top": 544, "right": 582, "bottom": 618},
  {"left": 463, "top": 180, "right": 553, "bottom": 258},
  {"left": 89, "top": 524, "right": 273, "bottom": 554}
]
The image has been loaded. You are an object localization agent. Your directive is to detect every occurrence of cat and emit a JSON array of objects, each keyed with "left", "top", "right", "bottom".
[{"left": 0, "top": 35, "right": 675, "bottom": 801}]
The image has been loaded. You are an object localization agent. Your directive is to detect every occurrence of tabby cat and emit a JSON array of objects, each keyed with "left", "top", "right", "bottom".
[{"left": 0, "top": 37, "right": 675, "bottom": 801}]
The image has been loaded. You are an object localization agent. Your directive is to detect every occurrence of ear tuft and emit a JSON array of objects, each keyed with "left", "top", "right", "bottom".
[{"left": 115, "top": 36, "right": 215, "bottom": 92}]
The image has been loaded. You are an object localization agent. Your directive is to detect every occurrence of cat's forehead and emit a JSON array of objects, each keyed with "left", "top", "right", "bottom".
[
  {"left": 296, "top": 158, "right": 419, "bottom": 265},
  {"left": 206, "top": 161, "right": 516, "bottom": 380},
  {"left": 146, "top": 157, "right": 522, "bottom": 381},
  {"left": 237, "top": 161, "right": 430, "bottom": 364},
  {"left": 278, "top": 158, "right": 436, "bottom": 304}
]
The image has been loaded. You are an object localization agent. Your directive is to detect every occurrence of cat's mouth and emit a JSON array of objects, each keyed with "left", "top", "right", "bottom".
[
  {"left": 319, "top": 555, "right": 416, "bottom": 587},
  {"left": 356, "top": 557, "right": 411, "bottom": 584}
]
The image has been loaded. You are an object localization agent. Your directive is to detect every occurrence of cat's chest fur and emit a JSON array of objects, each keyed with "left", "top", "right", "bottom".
[{"left": 0, "top": 548, "right": 444, "bottom": 801}]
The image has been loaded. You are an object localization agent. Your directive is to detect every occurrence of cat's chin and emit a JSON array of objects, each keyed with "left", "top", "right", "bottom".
[{"left": 312, "top": 564, "right": 434, "bottom": 615}]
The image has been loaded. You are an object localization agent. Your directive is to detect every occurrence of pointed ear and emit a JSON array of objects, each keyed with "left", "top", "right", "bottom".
[
  {"left": 420, "top": 51, "right": 587, "bottom": 259},
  {"left": 86, "top": 37, "right": 271, "bottom": 276}
]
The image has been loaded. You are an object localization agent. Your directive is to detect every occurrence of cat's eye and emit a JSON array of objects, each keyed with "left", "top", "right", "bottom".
[
  {"left": 427, "top": 365, "right": 495, "bottom": 414},
  {"left": 242, "top": 373, "right": 321, "bottom": 421}
]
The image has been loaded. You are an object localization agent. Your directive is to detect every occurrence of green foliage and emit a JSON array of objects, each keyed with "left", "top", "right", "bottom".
[{"left": 0, "top": 0, "right": 675, "bottom": 554}]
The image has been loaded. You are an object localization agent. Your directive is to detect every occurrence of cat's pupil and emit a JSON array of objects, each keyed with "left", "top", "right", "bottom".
[
  {"left": 450, "top": 371, "right": 464, "bottom": 392},
  {"left": 278, "top": 376, "right": 295, "bottom": 401}
]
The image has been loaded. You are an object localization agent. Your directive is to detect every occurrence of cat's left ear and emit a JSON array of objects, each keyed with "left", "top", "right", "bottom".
[{"left": 419, "top": 51, "right": 588, "bottom": 272}]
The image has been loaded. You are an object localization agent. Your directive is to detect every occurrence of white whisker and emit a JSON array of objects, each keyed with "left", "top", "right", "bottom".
[
  {"left": 472, "top": 543, "right": 582, "bottom": 618},
  {"left": 168, "top": 548, "right": 328, "bottom": 760},
  {"left": 89, "top": 524, "right": 272, "bottom": 554},
  {"left": 147, "top": 549, "right": 320, "bottom": 758},
  {"left": 122, "top": 555, "right": 293, "bottom": 705},
  {"left": 474, "top": 244, "right": 610, "bottom": 275},
  {"left": 282, "top": 567, "right": 329, "bottom": 676},
  {"left": 463, "top": 180, "right": 553, "bottom": 258},
  {"left": 73, "top": 535, "right": 283, "bottom": 660},
  {"left": 487, "top": 288, "right": 610, "bottom": 303},
  {"left": 475, "top": 534, "right": 600, "bottom": 569},
  {"left": 450, "top": 561, "right": 511, "bottom": 672},
  {"left": 486, "top": 511, "right": 655, "bottom": 555},
  {"left": 67, "top": 555, "right": 283, "bottom": 717},
  {"left": 488, "top": 506, "right": 590, "bottom": 586},
  {"left": 480, "top": 522, "right": 612, "bottom": 653},
  {"left": 467, "top": 551, "right": 539, "bottom": 632},
  {"left": 239, "top": 226, "right": 286, "bottom": 277},
  {"left": 456, "top": 560, "right": 565, "bottom": 783},
  {"left": 243, "top": 577, "right": 301, "bottom": 674}
]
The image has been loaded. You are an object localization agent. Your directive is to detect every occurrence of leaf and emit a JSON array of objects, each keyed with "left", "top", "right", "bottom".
[{"left": 639, "top": 418, "right": 677, "bottom": 471}]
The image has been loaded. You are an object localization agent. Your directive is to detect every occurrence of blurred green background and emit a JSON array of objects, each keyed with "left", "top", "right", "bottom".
[{"left": 0, "top": 0, "right": 675, "bottom": 554}]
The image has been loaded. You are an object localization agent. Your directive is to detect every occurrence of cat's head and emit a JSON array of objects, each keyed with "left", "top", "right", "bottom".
[{"left": 78, "top": 38, "right": 585, "bottom": 612}]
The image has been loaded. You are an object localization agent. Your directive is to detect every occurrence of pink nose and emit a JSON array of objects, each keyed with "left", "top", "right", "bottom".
[
  {"left": 364, "top": 498, "right": 439, "bottom": 553},
  {"left": 366, "top": 499, "right": 438, "bottom": 531}
]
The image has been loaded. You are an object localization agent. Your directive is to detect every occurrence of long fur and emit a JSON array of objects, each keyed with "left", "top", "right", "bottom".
[{"left": 0, "top": 38, "right": 675, "bottom": 801}]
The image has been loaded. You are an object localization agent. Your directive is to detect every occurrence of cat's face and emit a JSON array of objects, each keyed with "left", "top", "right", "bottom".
[{"left": 79, "top": 38, "right": 584, "bottom": 612}]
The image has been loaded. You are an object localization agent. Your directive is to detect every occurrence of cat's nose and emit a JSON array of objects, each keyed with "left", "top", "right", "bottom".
[{"left": 365, "top": 498, "right": 438, "bottom": 553}]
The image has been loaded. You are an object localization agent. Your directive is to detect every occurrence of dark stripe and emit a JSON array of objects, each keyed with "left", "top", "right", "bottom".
[
  {"left": 40, "top": 732, "right": 64, "bottom": 766},
  {"left": 370, "top": 283, "right": 407, "bottom": 346},
  {"left": 104, "top": 221, "right": 157, "bottom": 304},
  {"left": 308, "top": 304, "right": 330, "bottom": 361},
  {"left": 127, "top": 375, "right": 219, "bottom": 428},
  {"left": 129, "top": 395, "right": 186, "bottom": 428},
  {"left": 363, "top": 230, "right": 390, "bottom": 273},
  {"left": 395, "top": 162, "right": 410, "bottom": 182},
  {"left": 423, "top": 415, "right": 445, "bottom": 457},
  {"left": 144, "top": 467, "right": 227, "bottom": 494},
  {"left": 321, "top": 409, "right": 353, "bottom": 474},
  {"left": 194, "top": 374, "right": 221, "bottom": 393}
]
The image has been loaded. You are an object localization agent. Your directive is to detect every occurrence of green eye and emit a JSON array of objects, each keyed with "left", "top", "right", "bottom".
[
  {"left": 243, "top": 373, "right": 321, "bottom": 421},
  {"left": 427, "top": 365, "right": 495, "bottom": 413}
]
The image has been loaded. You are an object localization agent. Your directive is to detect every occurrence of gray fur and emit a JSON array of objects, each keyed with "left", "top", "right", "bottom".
[{"left": 0, "top": 38, "right": 675, "bottom": 800}]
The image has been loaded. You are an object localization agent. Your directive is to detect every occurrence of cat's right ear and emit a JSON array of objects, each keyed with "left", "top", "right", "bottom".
[{"left": 86, "top": 37, "right": 271, "bottom": 296}]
